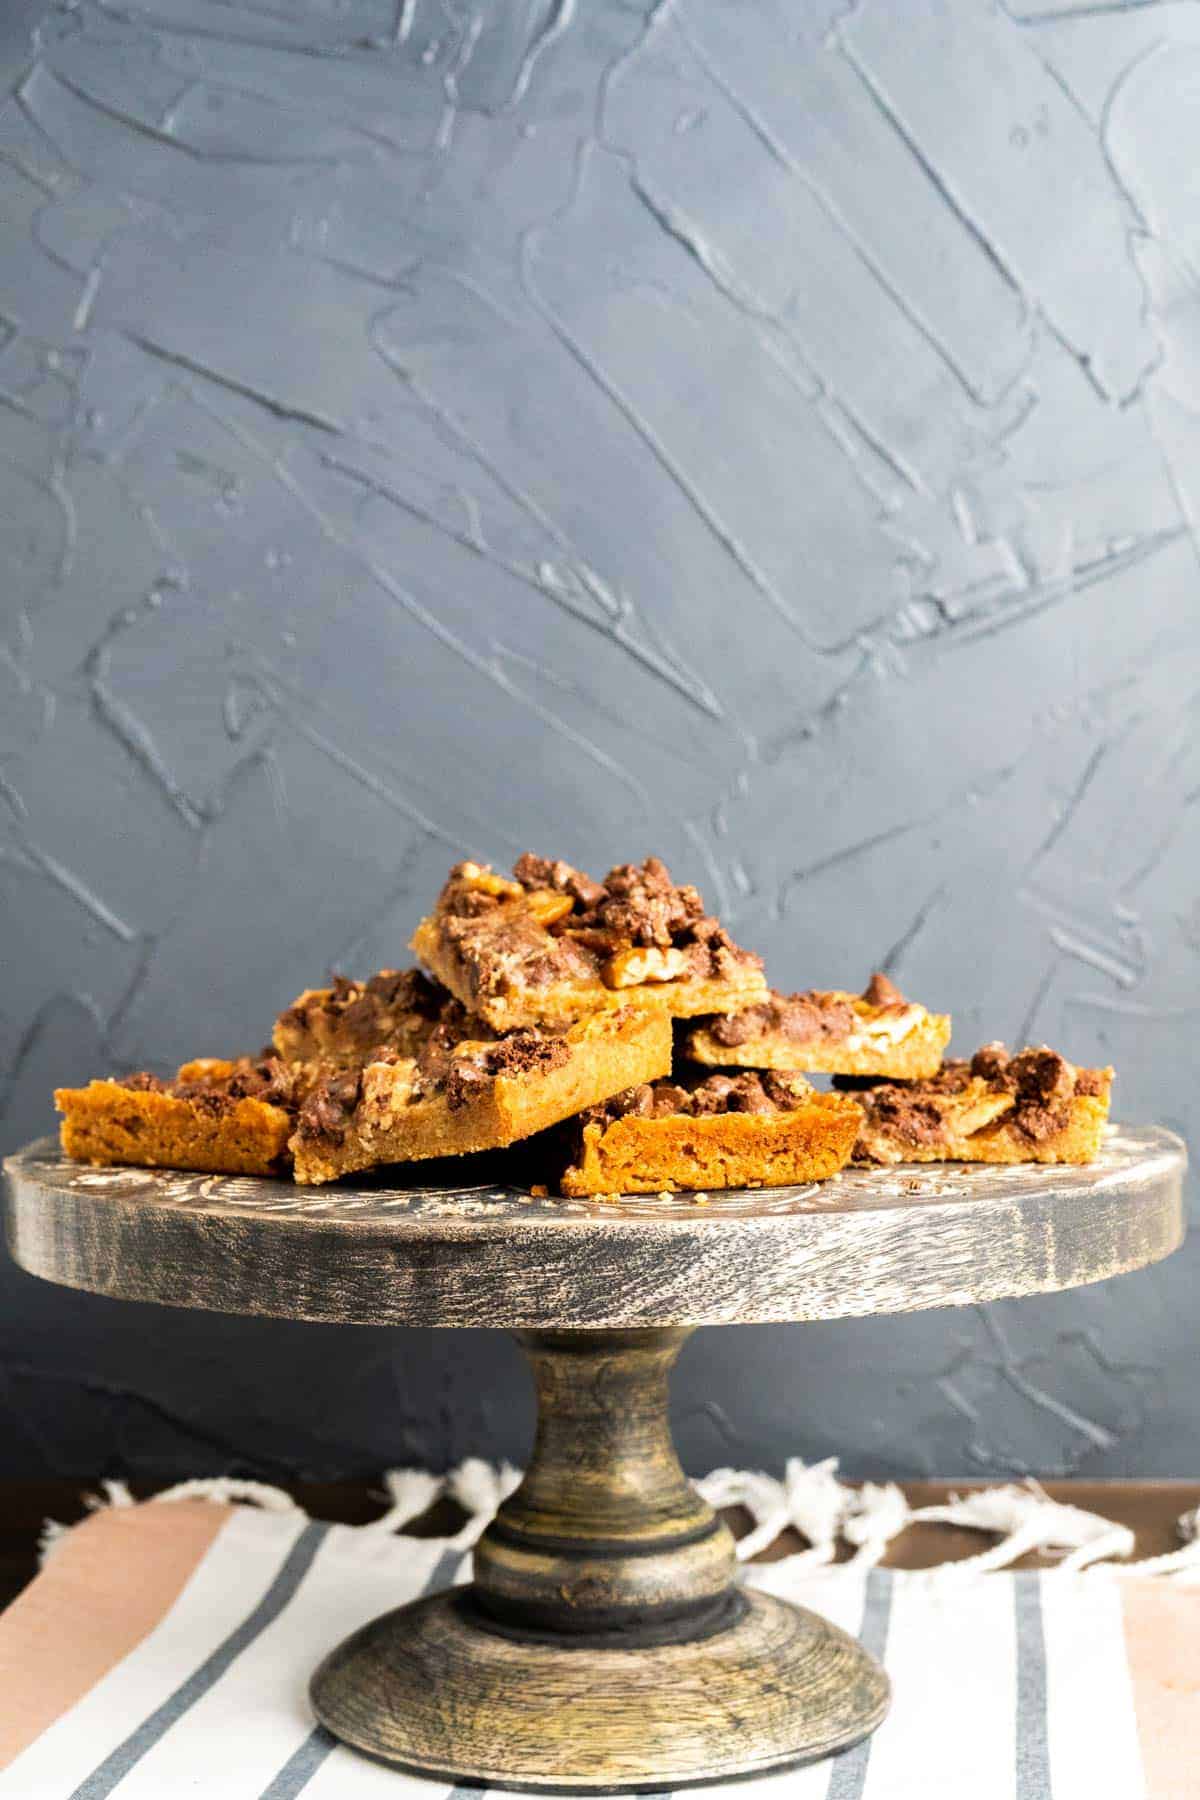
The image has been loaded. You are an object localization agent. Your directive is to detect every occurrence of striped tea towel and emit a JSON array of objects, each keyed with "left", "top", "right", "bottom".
[{"left": 0, "top": 1497, "right": 1196, "bottom": 1799}]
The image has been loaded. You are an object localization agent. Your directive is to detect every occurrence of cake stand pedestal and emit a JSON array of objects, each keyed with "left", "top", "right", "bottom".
[{"left": 3, "top": 1128, "right": 1185, "bottom": 1792}]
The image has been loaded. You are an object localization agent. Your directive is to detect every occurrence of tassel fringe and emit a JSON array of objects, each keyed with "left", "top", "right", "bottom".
[{"left": 38, "top": 1458, "right": 1200, "bottom": 1581}]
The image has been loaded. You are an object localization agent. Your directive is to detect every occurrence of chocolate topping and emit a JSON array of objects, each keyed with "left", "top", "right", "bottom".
[
  {"left": 861, "top": 971, "right": 905, "bottom": 1008},
  {"left": 513, "top": 853, "right": 605, "bottom": 909},
  {"left": 280, "top": 968, "right": 463, "bottom": 1053},
  {"left": 295, "top": 1020, "right": 573, "bottom": 1139},
  {"left": 119, "top": 1056, "right": 303, "bottom": 1119},
  {"left": 587, "top": 1069, "right": 813, "bottom": 1128},
  {"left": 436, "top": 854, "right": 760, "bottom": 988},
  {"left": 862, "top": 1088, "right": 947, "bottom": 1147},
  {"left": 707, "top": 990, "right": 857, "bottom": 1048},
  {"left": 845, "top": 1044, "right": 1108, "bottom": 1147},
  {"left": 295, "top": 1069, "right": 363, "bottom": 1145},
  {"left": 443, "top": 909, "right": 596, "bottom": 999},
  {"left": 117, "top": 1071, "right": 166, "bottom": 1093},
  {"left": 443, "top": 1028, "right": 570, "bottom": 1111},
  {"left": 412, "top": 1020, "right": 462, "bottom": 1092}
]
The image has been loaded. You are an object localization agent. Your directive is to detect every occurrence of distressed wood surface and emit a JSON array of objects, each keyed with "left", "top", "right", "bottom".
[
  {"left": 311, "top": 1585, "right": 888, "bottom": 1791},
  {"left": 2, "top": 1128, "right": 1186, "bottom": 1328}
]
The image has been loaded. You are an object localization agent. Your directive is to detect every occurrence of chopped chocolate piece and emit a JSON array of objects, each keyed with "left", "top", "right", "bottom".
[
  {"left": 513, "top": 853, "right": 605, "bottom": 909},
  {"left": 861, "top": 971, "right": 905, "bottom": 1008},
  {"left": 413, "top": 1021, "right": 462, "bottom": 1094},
  {"left": 295, "top": 1069, "right": 363, "bottom": 1146},
  {"left": 1011, "top": 1046, "right": 1074, "bottom": 1107},
  {"left": 969, "top": 1042, "right": 1010, "bottom": 1082},
  {"left": 690, "top": 1072, "right": 778, "bottom": 1116},
  {"left": 866, "top": 1088, "right": 948, "bottom": 1149},
  {"left": 708, "top": 993, "right": 858, "bottom": 1047}
]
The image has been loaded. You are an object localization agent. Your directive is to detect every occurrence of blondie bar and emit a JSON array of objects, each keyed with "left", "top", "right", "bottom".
[
  {"left": 843, "top": 1044, "right": 1112, "bottom": 1166},
  {"left": 560, "top": 1069, "right": 860, "bottom": 1197},
  {"left": 410, "top": 854, "right": 766, "bottom": 1032},
  {"left": 56, "top": 1055, "right": 307, "bottom": 1177},
  {"left": 291, "top": 1003, "right": 672, "bottom": 1184}
]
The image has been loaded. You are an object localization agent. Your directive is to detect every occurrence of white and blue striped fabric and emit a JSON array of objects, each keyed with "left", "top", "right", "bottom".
[{"left": 0, "top": 1498, "right": 1166, "bottom": 1800}]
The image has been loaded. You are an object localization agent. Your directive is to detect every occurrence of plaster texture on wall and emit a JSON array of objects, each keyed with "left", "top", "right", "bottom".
[{"left": 0, "top": 0, "right": 1197, "bottom": 1481}]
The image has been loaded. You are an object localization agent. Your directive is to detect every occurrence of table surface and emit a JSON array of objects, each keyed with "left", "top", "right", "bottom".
[{"left": 3, "top": 1127, "right": 1187, "bottom": 1328}]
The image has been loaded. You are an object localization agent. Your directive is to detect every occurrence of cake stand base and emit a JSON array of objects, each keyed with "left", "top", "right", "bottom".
[
  {"left": 310, "top": 1327, "right": 888, "bottom": 1792},
  {"left": 311, "top": 1585, "right": 887, "bottom": 1792}
]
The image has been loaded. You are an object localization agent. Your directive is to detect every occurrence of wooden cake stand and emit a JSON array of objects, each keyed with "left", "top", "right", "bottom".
[{"left": 3, "top": 1127, "right": 1186, "bottom": 1792}]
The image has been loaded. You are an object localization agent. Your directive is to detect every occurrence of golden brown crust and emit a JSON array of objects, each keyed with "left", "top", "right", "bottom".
[
  {"left": 56, "top": 1065, "right": 295, "bottom": 1177},
  {"left": 686, "top": 976, "right": 950, "bottom": 1080},
  {"left": 411, "top": 856, "right": 766, "bottom": 1031},
  {"left": 848, "top": 1046, "right": 1113, "bottom": 1166},
  {"left": 560, "top": 1090, "right": 861, "bottom": 1196},
  {"left": 291, "top": 1005, "right": 673, "bottom": 1185}
]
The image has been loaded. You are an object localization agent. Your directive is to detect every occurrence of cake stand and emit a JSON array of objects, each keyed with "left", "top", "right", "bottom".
[{"left": 3, "top": 1127, "right": 1185, "bottom": 1792}]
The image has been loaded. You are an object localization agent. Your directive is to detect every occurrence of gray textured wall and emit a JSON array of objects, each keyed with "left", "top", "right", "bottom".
[{"left": 1, "top": 0, "right": 1198, "bottom": 1484}]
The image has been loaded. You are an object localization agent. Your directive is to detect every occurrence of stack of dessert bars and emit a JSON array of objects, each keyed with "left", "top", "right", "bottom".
[{"left": 57, "top": 855, "right": 1113, "bottom": 1194}]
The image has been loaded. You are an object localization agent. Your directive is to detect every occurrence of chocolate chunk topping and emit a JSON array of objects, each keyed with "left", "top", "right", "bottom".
[
  {"left": 587, "top": 1069, "right": 813, "bottom": 1127},
  {"left": 444, "top": 910, "right": 596, "bottom": 998},
  {"left": 295, "top": 1069, "right": 363, "bottom": 1145},
  {"left": 867, "top": 1089, "right": 948, "bottom": 1147},
  {"left": 688, "top": 1072, "right": 777, "bottom": 1115},
  {"left": 862, "top": 971, "right": 905, "bottom": 1008},
  {"left": 1013, "top": 1047, "right": 1075, "bottom": 1106},
  {"left": 117, "top": 1071, "right": 167, "bottom": 1093},
  {"left": 579, "top": 857, "right": 705, "bottom": 950},
  {"left": 443, "top": 1028, "right": 570, "bottom": 1111},
  {"left": 119, "top": 1056, "right": 303, "bottom": 1120},
  {"left": 848, "top": 1043, "right": 1108, "bottom": 1147},
  {"left": 969, "top": 1042, "right": 1010, "bottom": 1082},
  {"left": 283, "top": 968, "right": 456, "bottom": 1050},
  {"left": 513, "top": 853, "right": 605, "bottom": 909},
  {"left": 441, "top": 1053, "right": 493, "bottom": 1113},
  {"left": 707, "top": 990, "right": 857, "bottom": 1047},
  {"left": 433, "top": 853, "right": 759, "bottom": 991}
]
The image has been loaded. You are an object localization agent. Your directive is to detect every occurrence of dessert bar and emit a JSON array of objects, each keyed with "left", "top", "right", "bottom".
[
  {"left": 686, "top": 973, "right": 950, "bottom": 1081},
  {"left": 292, "top": 1003, "right": 671, "bottom": 1184},
  {"left": 560, "top": 1070, "right": 861, "bottom": 1196},
  {"left": 843, "top": 1044, "right": 1112, "bottom": 1166},
  {"left": 411, "top": 854, "right": 766, "bottom": 1032},
  {"left": 56, "top": 1055, "right": 308, "bottom": 1177}
]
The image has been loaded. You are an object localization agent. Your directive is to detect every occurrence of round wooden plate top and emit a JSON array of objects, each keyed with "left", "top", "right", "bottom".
[{"left": 3, "top": 1128, "right": 1186, "bottom": 1329}]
